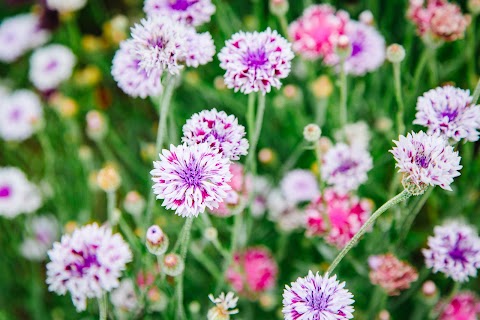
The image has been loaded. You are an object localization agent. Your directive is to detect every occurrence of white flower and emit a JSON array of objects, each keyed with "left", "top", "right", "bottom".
[
  {"left": 46, "top": 0, "right": 87, "bottom": 13},
  {"left": 20, "top": 215, "right": 58, "bottom": 261},
  {"left": 280, "top": 169, "right": 319, "bottom": 204},
  {"left": 207, "top": 292, "right": 239, "bottom": 320},
  {"left": 110, "top": 279, "right": 138, "bottom": 312}
]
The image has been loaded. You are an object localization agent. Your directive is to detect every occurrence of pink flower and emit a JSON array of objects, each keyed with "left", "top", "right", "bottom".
[
  {"left": 408, "top": 0, "right": 471, "bottom": 42},
  {"left": 368, "top": 254, "right": 418, "bottom": 296},
  {"left": 305, "top": 188, "right": 372, "bottom": 248},
  {"left": 288, "top": 4, "right": 349, "bottom": 61},
  {"left": 438, "top": 291, "right": 480, "bottom": 320},
  {"left": 226, "top": 247, "right": 278, "bottom": 297}
]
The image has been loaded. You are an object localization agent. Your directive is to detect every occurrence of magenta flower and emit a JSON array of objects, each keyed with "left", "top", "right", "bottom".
[
  {"left": 306, "top": 188, "right": 372, "bottom": 248},
  {"left": 150, "top": 143, "right": 232, "bottom": 217},
  {"left": 288, "top": 4, "right": 349, "bottom": 61},
  {"left": 46, "top": 223, "right": 132, "bottom": 311},
  {"left": 437, "top": 291, "right": 480, "bottom": 320},
  {"left": 182, "top": 108, "right": 249, "bottom": 160},
  {"left": 144, "top": 0, "right": 215, "bottom": 27},
  {"left": 423, "top": 221, "right": 480, "bottom": 282},
  {"left": 283, "top": 271, "right": 355, "bottom": 319},
  {"left": 390, "top": 131, "right": 462, "bottom": 192},
  {"left": 414, "top": 86, "right": 480, "bottom": 142},
  {"left": 226, "top": 247, "right": 278, "bottom": 297},
  {"left": 218, "top": 28, "right": 294, "bottom": 94},
  {"left": 368, "top": 254, "right": 418, "bottom": 296}
]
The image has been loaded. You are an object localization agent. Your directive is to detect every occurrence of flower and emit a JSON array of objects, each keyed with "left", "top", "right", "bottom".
[
  {"left": 207, "top": 292, "right": 239, "bottom": 320},
  {"left": 20, "top": 215, "right": 58, "bottom": 261},
  {"left": 306, "top": 189, "right": 372, "bottom": 248},
  {"left": 218, "top": 28, "right": 294, "bottom": 94},
  {"left": 144, "top": 0, "right": 216, "bottom": 27},
  {"left": 408, "top": 0, "right": 471, "bottom": 42},
  {"left": 0, "top": 90, "right": 43, "bottom": 142},
  {"left": 0, "top": 167, "right": 41, "bottom": 219},
  {"left": 321, "top": 143, "right": 373, "bottom": 194},
  {"left": 29, "top": 44, "right": 76, "bottom": 91},
  {"left": 46, "top": 223, "right": 132, "bottom": 311},
  {"left": 182, "top": 109, "right": 249, "bottom": 161},
  {"left": 368, "top": 253, "right": 418, "bottom": 296},
  {"left": 386, "top": 44, "right": 406, "bottom": 63},
  {"left": 437, "top": 291, "right": 480, "bottom": 320},
  {"left": 328, "top": 21, "right": 386, "bottom": 76},
  {"left": 110, "top": 279, "right": 138, "bottom": 312},
  {"left": 280, "top": 169, "right": 319, "bottom": 205},
  {"left": 0, "top": 13, "right": 50, "bottom": 63},
  {"left": 390, "top": 131, "right": 462, "bottom": 192},
  {"left": 335, "top": 121, "right": 371, "bottom": 150},
  {"left": 266, "top": 188, "right": 305, "bottom": 232},
  {"left": 183, "top": 29, "right": 215, "bottom": 68},
  {"left": 226, "top": 247, "right": 278, "bottom": 297},
  {"left": 414, "top": 86, "right": 480, "bottom": 142},
  {"left": 423, "top": 221, "right": 480, "bottom": 282},
  {"left": 288, "top": 4, "right": 349, "bottom": 61},
  {"left": 303, "top": 123, "right": 322, "bottom": 142},
  {"left": 283, "top": 271, "right": 355, "bottom": 320},
  {"left": 151, "top": 143, "right": 232, "bottom": 218},
  {"left": 112, "top": 40, "right": 163, "bottom": 99},
  {"left": 46, "top": 0, "right": 87, "bottom": 13}
]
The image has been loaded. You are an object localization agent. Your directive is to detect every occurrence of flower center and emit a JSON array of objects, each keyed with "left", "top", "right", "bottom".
[
  {"left": 333, "top": 159, "right": 357, "bottom": 175},
  {"left": 67, "top": 249, "right": 100, "bottom": 276},
  {"left": 0, "top": 185, "right": 11, "bottom": 198},
  {"left": 440, "top": 108, "right": 458, "bottom": 121},
  {"left": 351, "top": 41, "right": 363, "bottom": 57},
  {"left": 9, "top": 108, "right": 22, "bottom": 121},
  {"left": 45, "top": 60, "right": 58, "bottom": 71},
  {"left": 244, "top": 49, "right": 268, "bottom": 68},
  {"left": 415, "top": 154, "right": 430, "bottom": 168},
  {"left": 309, "top": 291, "right": 329, "bottom": 311},
  {"left": 181, "top": 166, "right": 202, "bottom": 186},
  {"left": 169, "top": 0, "right": 197, "bottom": 11},
  {"left": 448, "top": 234, "right": 468, "bottom": 263}
]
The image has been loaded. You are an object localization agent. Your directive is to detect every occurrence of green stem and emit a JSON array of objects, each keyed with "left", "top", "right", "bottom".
[
  {"left": 472, "top": 77, "right": 480, "bottom": 105},
  {"left": 98, "top": 293, "right": 108, "bottom": 320},
  {"left": 107, "top": 191, "right": 116, "bottom": 226},
  {"left": 315, "top": 98, "right": 329, "bottom": 127},
  {"left": 246, "top": 93, "right": 257, "bottom": 175},
  {"left": 393, "top": 62, "right": 406, "bottom": 136},
  {"left": 327, "top": 190, "right": 412, "bottom": 274},
  {"left": 339, "top": 61, "right": 348, "bottom": 128},
  {"left": 176, "top": 217, "right": 194, "bottom": 320},
  {"left": 145, "top": 74, "right": 177, "bottom": 227},
  {"left": 412, "top": 49, "right": 430, "bottom": 93},
  {"left": 398, "top": 187, "right": 433, "bottom": 243},
  {"left": 278, "top": 14, "right": 289, "bottom": 38}
]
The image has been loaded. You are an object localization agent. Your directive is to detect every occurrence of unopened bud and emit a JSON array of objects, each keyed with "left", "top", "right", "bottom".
[
  {"left": 189, "top": 301, "right": 201, "bottom": 314},
  {"left": 283, "top": 84, "right": 299, "bottom": 100},
  {"left": 97, "top": 164, "right": 121, "bottom": 192},
  {"left": 469, "top": 0, "right": 480, "bottom": 15},
  {"left": 310, "top": 75, "right": 333, "bottom": 98},
  {"left": 86, "top": 110, "right": 108, "bottom": 140},
  {"left": 377, "top": 310, "right": 390, "bottom": 320},
  {"left": 269, "top": 0, "right": 289, "bottom": 16},
  {"left": 146, "top": 225, "right": 169, "bottom": 256},
  {"left": 422, "top": 280, "right": 437, "bottom": 297},
  {"left": 359, "top": 10, "right": 374, "bottom": 25},
  {"left": 259, "top": 292, "right": 276, "bottom": 310},
  {"left": 204, "top": 227, "right": 218, "bottom": 242},
  {"left": 375, "top": 117, "right": 393, "bottom": 133},
  {"left": 386, "top": 44, "right": 406, "bottom": 63},
  {"left": 335, "top": 35, "right": 352, "bottom": 60},
  {"left": 161, "top": 253, "right": 184, "bottom": 277},
  {"left": 303, "top": 124, "right": 321, "bottom": 142},
  {"left": 258, "top": 148, "right": 275, "bottom": 165},
  {"left": 124, "top": 191, "right": 146, "bottom": 217},
  {"left": 317, "top": 137, "right": 333, "bottom": 154},
  {"left": 141, "top": 143, "right": 156, "bottom": 162},
  {"left": 78, "top": 145, "right": 93, "bottom": 162},
  {"left": 50, "top": 93, "right": 78, "bottom": 118},
  {"left": 147, "top": 288, "right": 168, "bottom": 312},
  {"left": 74, "top": 65, "right": 102, "bottom": 87}
]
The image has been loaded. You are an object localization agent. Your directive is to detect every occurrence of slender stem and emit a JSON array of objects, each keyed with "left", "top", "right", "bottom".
[
  {"left": 427, "top": 49, "right": 438, "bottom": 86},
  {"left": 176, "top": 217, "right": 194, "bottom": 320},
  {"left": 393, "top": 62, "right": 406, "bottom": 136},
  {"left": 278, "top": 14, "right": 289, "bottom": 38},
  {"left": 98, "top": 293, "right": 108, "bottom": 320},
  {"left": 145, "top": 75, "right": 177, "bottom": 227},
  {"left": 339, "top": 61, "right": 348, "bottom": 128},
  {"left": 327, "top": 190, "right": 412, "bottom": 274},
  {"left": 246, "top": 93, "right": 266, "bottom": 177},
  {"left": 412, "top": 49, "right": 430, "bottom": 93},
  {"left": 280, "top": 140, "right": 307, "bottom": 177},
  {"left": 315, "top": 98, "right": 329, "bottom": 127},
  {"left": 107, "top": 191, "right": 116, "bottom": 226},
  {"left": 398, "top": 187, "right": 434, "bottom": 243},
  {"left": 472, "top": 77, "right": 480, "bottom": 105}
]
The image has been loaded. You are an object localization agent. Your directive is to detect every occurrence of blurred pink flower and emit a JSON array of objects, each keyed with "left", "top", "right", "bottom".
[
  {"left": 438, "top": 291, "right": 480, "bottom": 320},
  {"left": 226, "top": 247, "right": 278, "bottom": 297},
  {"left": 368, "top": 253, "right": 418, "bottom": 296},
  {"left": 305, "top": 188, "right": 372, "bottom": 248},
  {"left": 288, "top": 4, "right": 349, "bottom": 61},
  {"left": 407, "top": 0, "right": 471, "bottom": 42}
]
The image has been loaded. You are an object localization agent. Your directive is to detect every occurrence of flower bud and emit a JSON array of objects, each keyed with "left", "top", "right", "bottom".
[
  {"left": 375, "top": 116, "right": 393, "bottom": 133},
  {"left": 97, "top": 164, "right": 121, "bottom": 192},
  {"left": 317, "top": 137, "right": 332, "bottom": 154},
  {"left": 422, "top": 280, "right": 437, "bottom": 298},
  {"left": 78, "top": 145, "right": 93, "bottom": 163},
  {"left": 204, "top": 227, "right": 218, "bottom": 242},
  {"left": 161, "top": 253, "right": 184, "bottom": 277},
  {"left": 49, "top": 93, "right": 78, "bottom": 118},
  {"left": 124, "top": 191, "right": 146, "bottom": 217},
  {"left": 146, "top": 225, "right": 169, "bottom": 256},
  {"left": 147, "top": 288, "right": 168, "bottom": 312},
  {"left": 303, "top": 124, "right": 321, "bottom": 142},
  {"left": 189, "top": 301, "right": 201, "bottom": 314},
  {"left": 310, "top": 75, "right": 333, "bottom": 98},
  {"left": 359, "top": 10, "right": 374, "bottom": 25},
  {"left": 469, "top": 0, "right": 480, "bottom": 15},
  {"left": 258, "top": 148, "right": 276, "bottom": 165},
  {"left": 386, "top": 44, "right": 406, "bottom": 63},
  {"left": 74, "top": 65, "right": 102, "bottom": 87},
  {"left": 141, "top": 143, "right": 156, "bottom": 162},
  {"left": 335, "top": 35, "right": 352, "bottom": 60},
  {"left": 283, "top": 84, "right": 300, "bottom": 100},
  {"left": 377, "top": 310, "right": 390, "bottom": 320},
  {"left": 86, "top": 110, "right": 108, "bottom": 140},
  {"left": 269, "top": 0, "right": 289, "bottom": 17}
]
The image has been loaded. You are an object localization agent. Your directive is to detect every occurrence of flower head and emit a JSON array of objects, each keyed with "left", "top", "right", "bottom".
[
  {"left": 283, "top": 271, "right": 355, "bottom": 320},
  {"left": 280, "top": 169, "right": 319, "bottom": 205},
  {"left": 390, "top": 131, "right": 462, "bottom": 192},
  {"left": 46, "top": 0, "right": 87, "bottom": 13},
  {"left": 306, "top": 189, "right": 372, "bottom": 248},
  {"left": 423, "top": 221, "right": 480, "bottom": 282},
  {"left": 218, "top": 28, "right": 294, "bottom": 94},
  {"left": 321, "top": 143, "right": 373, "bottom": 194},
  {"left": 182, "top": 109, "right": 249, "bottom": 161},
  {"left": 110, "top": 279, "right": 138, "bottom": 312},
  {"left": 368, "top": 253, "right": 418, "bottom": 296},
  {"left": 20, "top": 215, "right": 58, "bottom": 261},
  {"left": 0, "top": 13, "right": 50, "bottom": 63},
  {"left": 414, "top": 86, "right": 480, "bottom": 142},
  {"left": 437, "top": 291, "right": 480, "bottom": 320},
  {"left": 46, "top": 223, "right": 132, "bottom": 311},
  {"left": 29, "top": 44, "right": 76, "bottom": 91},
  {"left": 207, "top": 292, "right": 239, "bottom": 320},
  {"left": 112, "top": 40, "right": 163, "bottom": 99},
  {"left": 151, "top": 143, "right": 232, "bottom": 218},
  {"left": 144, "top": 0, "right": 216, "bottom": 27},
  {"left": 226, "top": 247, "right": 277, "bottom": 297},
  {"left": 288, "top": 5, "right": 349, "bottom": 61},
  {"left": 0, "top": 90, "right": 43, "bottom": 142},
  {"left": 183, "top": 29, "right": 215, "bottom": 68}
]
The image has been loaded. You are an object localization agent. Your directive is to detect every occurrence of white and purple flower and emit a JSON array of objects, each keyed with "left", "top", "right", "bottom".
[
  {"left": 151, "top": 143, "right": 232, "bottom": 217},
  {"left": 20, "top": 215, "right": 59, "bottom": 261},
  {"left": 218, "top": 28, "right": 294, "bottom": 94},
  {"left": 280, "top": 169, "right": 319, "bottom": 204},
  {"left": 414, "top": 86, "right": 480, "bottom": 142},
  {"left": 423, "top": 221, "right": 480, "bottom": 282},
  {"left": 46, "top": 223, "right": 132, "bottom": 311},
  {"left": 144, "top": 0, "right": 216, "bottom": 27}
]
